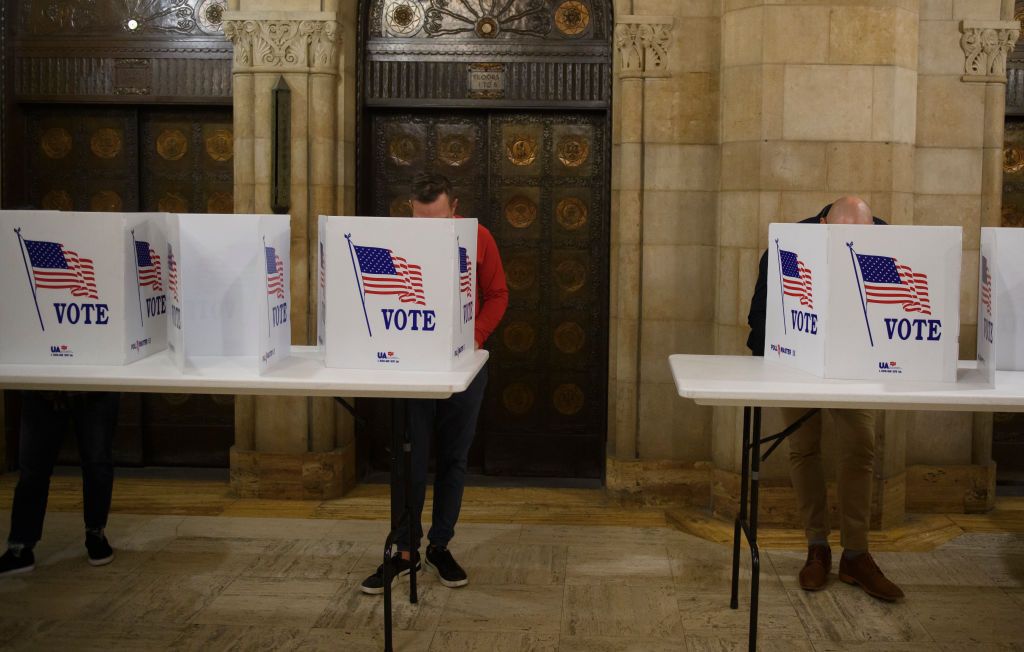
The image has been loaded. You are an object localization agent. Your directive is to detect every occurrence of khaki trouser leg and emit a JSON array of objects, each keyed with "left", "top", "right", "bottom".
[
  {"left": 783, "top": 407, "right": 829, "bottom": 545},
  {"left": 831, "top": 408, "right": 876, "bottom": 552}
]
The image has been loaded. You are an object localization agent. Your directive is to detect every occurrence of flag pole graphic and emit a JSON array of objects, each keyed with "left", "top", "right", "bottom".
[
  {"left": 774, "top": 239, "right": 787, "bottom": 334},
  {"left": 130, "top": 229, "right": 145, "bottom": 327},
  {"left": 847, "top": 242, "right": 874, "bottom": 347},
  {"left": 345, "top": 233, "right": 373, "bottom": 337},
  {"left": 14, "top": 228, "right": 45, "bottom": 332}
]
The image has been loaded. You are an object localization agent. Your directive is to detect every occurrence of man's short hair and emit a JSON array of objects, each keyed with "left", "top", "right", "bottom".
[{"left": 411, "top": 173, "right": 453, "bottom": 204}]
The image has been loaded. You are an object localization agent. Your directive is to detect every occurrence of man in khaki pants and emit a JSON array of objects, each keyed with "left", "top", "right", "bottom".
[{"left": 745, "top": 196, "right": 904, "bottom": 602}]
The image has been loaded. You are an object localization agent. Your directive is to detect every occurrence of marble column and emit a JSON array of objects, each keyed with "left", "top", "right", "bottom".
[{"left": 223, "top": 11, "right": 355, "bottom": 499}]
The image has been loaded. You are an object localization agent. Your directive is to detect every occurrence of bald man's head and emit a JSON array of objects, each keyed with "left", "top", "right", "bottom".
[{"left": 822, "top": 196, "right": 873, "bottom": 225}]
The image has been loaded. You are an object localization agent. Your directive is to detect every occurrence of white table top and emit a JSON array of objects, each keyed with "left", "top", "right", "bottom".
[
  {"left": 0, "top": 347, "right": 489, "bottom": 399},
  {"left": 669, "top": 355, "right": 1024, "bottom": 412}
]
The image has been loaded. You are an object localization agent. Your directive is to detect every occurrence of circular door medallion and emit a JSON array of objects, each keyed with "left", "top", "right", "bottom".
[
  {"left": 503, "top": 321, "right": 536, "bottom": 353},
  {"left": 158, "top": 192, "right": 189, "bottom": 213},
  {"left": 41, "top": 127, "right": 73, "bottom": 159},
  {"left": 205, "top": 129, "right": 233, "bottom": 162},
  {"left": 554, "top": 321, "right": 586, "bottom": 354},
  {"left": 504, "top": 195, "right": 538, "bottom": 229},
  {"left": 157, "top": 128, "right": 189, "bottom": 161},
  {"left": 42, "top": 189, "right": 73, "bottom": 211},
  {"left": 90, "top": 128, "right": 122, "bottom": 159},
  {"left": 385, "top": 0, "right": 424, "bottom": 36},
  {"left": 197, "top": 0, "right": 226, "bottom": 33},
  {"left": 475, "top": 16, "right": 500, "bottom": 38},
  {"left": 556, "top": 197, "right": 588, "bottom": 231},
  {"left": 390, "top": 197, "right": 413, "bottom": 217},
  {"left": 207, "top": 191, "right": 234, "bottom": 214},
  {"left": 553, "top": 383, "right": 585, "bottom": 415},
  {"left": 505, "top": 257, "right": 536, "bottom": 291},
  {"left": 555, "top": 259, "right": 586, "bottom": 293},
  {"left": 90, "top": 190, "right": 123, "bottom": 212},
  {"left": 556, "top": 135, "right": 589, "bottom": 168},
  {"left": 503, "top": 382, "right": 535, "bottom": 415},
  {"left": 439, "top": 134, "right": 472, "bottom": 167},
  {"left": 388, "top": 135, "right": 420, "bottom": 166},
  {"left": 506, "top": 135, "right": 538, "bottom": 167},
  {"left": 555, "top": 0, "right": 590, "bottom": 36},
  {"left": 1005, "top": 145, "right": 1024, "bottom": 174}
]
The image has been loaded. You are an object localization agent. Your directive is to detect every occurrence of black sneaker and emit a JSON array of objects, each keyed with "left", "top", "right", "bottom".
[
  {"left": 425, "top": 545, "right": 468, "bottom": 588},
  {"left": 85, "top": 532, "right": 114, "bottom": 567},
  {"left": 0, "top": 547, "right": 35, "bottom": 577},
  {"left": 360, "top": 554, "right": 421, "bottom": 595}
]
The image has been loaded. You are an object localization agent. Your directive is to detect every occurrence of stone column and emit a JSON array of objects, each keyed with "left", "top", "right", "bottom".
[
  {"left": 223, "top": 11, "right": 355, "bottom": 499},
  {"left": 712, "top": 1, "right": 918, "bottom": 526}
]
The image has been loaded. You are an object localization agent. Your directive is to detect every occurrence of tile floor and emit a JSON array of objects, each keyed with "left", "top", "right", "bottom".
[{"left": 1, "top": 511, "right": 1023, "bottom": 651}]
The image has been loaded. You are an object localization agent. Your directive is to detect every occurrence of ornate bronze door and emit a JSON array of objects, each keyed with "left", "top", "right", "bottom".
[
  {"left": 363, "top": 109, "right": 608, "bottom": 478},
  {"left": 14, "top": 106, "right": 235, "bottom": 468}
]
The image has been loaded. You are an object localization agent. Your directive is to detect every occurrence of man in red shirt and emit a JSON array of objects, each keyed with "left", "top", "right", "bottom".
[{"left": 361, "top": 173, "right": 508, "bottom": 594}]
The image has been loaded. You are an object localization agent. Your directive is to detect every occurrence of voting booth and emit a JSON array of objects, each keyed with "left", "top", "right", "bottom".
[
  {"left": 978, "top": 227, "right": 1024, "bottom": 380},
  {"left": 764, "top": 223, "right": 962, "bottom": 382},
  {"left": 167, "top": 213, "right": 291, "bottom": 373},
  {"left": 0, "top": 210, "right": 168, "bottom": 365},
  {"left": 319, "top": 215, "right": 477, "bottom": 371}
]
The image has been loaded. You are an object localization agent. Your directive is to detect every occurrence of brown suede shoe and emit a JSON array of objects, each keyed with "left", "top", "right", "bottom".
[
  {"left": 798, "top": 544, "right": 832, "bottom": 591},
  {"left": 838, "top": 552, "right": 905, "bottom": 602}
]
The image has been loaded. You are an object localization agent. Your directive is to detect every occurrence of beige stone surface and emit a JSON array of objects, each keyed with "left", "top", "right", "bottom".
[
  {"left": 761, "top": 140, "right": 828, "bottom": 191},
  {"left": 783, "top": 65, "right": 875, "bottom": 141},
  {"left": 914, "top": 147, "right": 984, "bottom": 195},
  {"left": 914, "top": 194, "right": 982, "bottom": 247},
  {"left": 643, "top": 190, "right": 717, "bottom": 246},
  {"left": 829, "top": 6, "right": 917, "bottom": 68},
  {"left": 763, "top": 5, "right": 829, "bottom": 64},
  {"left": 952, "top": 0, "right": 1002, "bottom": 20},
  {"left": 916, "top": 76, "right": 986, "bottom": 148},
  {"left": 918, "top": 20, "right": 969, "bottom": 76},
  {"left": 720, "top": 65, "right": 763, "bottom": 142},
  {"left": 646, "top": 144, "right": 720, "bottom": 191},
  {"left": 721, "top": 6, "right": 764, "bottom": 68},
  {"left": 872, "top": 66, "right": 918, "bottom": 144}
]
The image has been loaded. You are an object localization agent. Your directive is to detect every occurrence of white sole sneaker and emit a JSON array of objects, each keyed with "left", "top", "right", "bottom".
[
  {"left": 359, "top": 565, "right": 419, "bottom": 595},
  {"left": 0, "top": 564, "right": 35, "bottom": 577},
  {"left": 88, "top": 554, "right": 114, "bottom": 567},
  {"left": 424, "top": 558, "right": 469, "bottom": 588}
]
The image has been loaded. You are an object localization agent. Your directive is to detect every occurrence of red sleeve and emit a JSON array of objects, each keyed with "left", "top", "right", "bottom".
[{"left": 474, "top": 224, "right": 508, "bottom": 348}]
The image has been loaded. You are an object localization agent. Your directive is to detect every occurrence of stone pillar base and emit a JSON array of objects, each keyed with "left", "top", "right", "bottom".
[
  {"left": 906, "top": 463, "right": 997, "bottom": 513},
  {"left": 710, "top": 467, "right": 907, "bottom": 529},
  {"left": 230, "top": 445, "right": 356, "bottom": 500},
  {"left": 605, "top": 457, "right": 713, "bottom": 507}
]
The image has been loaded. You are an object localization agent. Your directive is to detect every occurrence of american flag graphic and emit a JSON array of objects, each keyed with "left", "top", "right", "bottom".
[
  {"left": 24, "top": 239, "right": 99, "bottom": 300},
  {"left": 167, "top": 246, "right": 179, "bottom": 303},
  {"left": 856, "top": 253, "right": 931, "bottom": 316},
  {"left": 779, "top": 249, "right": 813, "bottom": 309},
  {"left": 135, "top": 241, "right": 162, "bottom": 292},
  {"left": 981, "top": 255, "right": 992, "bottom": 318},
  {"left": 353, "top": 244, "right": 425, "bottom": 306},
  {"left": 265, "top": 246, "right": 285, "bottom": 300},
  {"left": 458, "top": 246, "right": 473, "bottom": 299}
]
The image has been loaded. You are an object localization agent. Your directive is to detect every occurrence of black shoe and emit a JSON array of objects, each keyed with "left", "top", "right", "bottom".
[
  {"left": 0, "top": 548, "right": 35, "bottom": 577},
  {"left": 360, "top": 554, "right": 421, "bottom": 595},
  {"left": 85, "top": 532, "right": 114, "bottom": 567},
  {"left": 425, "top": 545, "right": 468, "bottom": 588}
]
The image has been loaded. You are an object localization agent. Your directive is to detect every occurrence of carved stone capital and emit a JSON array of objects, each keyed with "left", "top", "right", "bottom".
[
  {"left": 960, "top": 20, "right": 1020, "bottom": 83},
  {"left": 614, "top": 16, "right": 674, "bottom": 79},
  {"left": 223, "top": 12, "right": 340, "bottom": 74}
]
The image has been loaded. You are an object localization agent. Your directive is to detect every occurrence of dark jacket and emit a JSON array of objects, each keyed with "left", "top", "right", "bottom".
[{"left": 745, "top": 204, "right": 886, "bottom": 355}]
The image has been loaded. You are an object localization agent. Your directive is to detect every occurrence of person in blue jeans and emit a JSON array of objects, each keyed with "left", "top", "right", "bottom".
[
  {"left": 0, "top": 391, "right": 119, "bottom": 576},
  {"left": 361, "top": 173, "right": 508, "bottom": 594}
]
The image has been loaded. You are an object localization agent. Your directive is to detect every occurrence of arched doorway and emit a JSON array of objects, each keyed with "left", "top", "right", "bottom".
[{"left": 357, "top": 0, "right": 612, "bottom": 479}]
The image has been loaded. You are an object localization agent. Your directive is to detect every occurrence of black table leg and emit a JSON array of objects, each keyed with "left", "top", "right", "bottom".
[
  {"left": 748, "top": 406, "right": 762, "bottom": 652},
  {"left": 731, "top": 406, "right": 751, "bottom": 610},
  {"left": 382, "top": 398, "right": 418, "bottom": 652}
]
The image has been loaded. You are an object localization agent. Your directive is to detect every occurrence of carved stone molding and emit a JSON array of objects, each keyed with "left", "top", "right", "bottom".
[
  {"left": 614, "top": 15, "right": 673, "bottom": 78},
  {"left": 960, "top": 20, "right": 1020, "bottom": 83},
  {"left": 223, "top": 12, "right": 339, "bottom": 74}
]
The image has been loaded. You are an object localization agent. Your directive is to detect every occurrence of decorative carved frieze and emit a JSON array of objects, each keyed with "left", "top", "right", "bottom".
[
  {"left": 223, "top": 13, "right": 339, "bottom": 74},
  {"left": 960, "top": 20, "right": 1021, "bottom": 83},
  {"left": 614, "top": 16, "right": 673, "bottom": 78}
]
